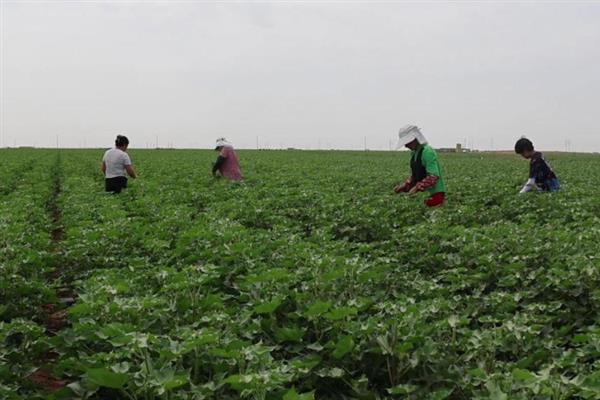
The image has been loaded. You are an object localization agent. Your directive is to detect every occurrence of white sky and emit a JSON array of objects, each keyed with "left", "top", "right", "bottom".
[{"left": 1, "top": 1, "right": 599, "bottom": 151}]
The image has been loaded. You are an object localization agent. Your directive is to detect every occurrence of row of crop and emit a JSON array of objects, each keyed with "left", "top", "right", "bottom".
[
  {"left": 0, "top": 150, "right": 39, "bottom": 196},
  {"left": 45, "top": 152, "right": 211, "bottom": 399},
  {"left": 0, "top": 150, "right": 62, "bottom": 398}
]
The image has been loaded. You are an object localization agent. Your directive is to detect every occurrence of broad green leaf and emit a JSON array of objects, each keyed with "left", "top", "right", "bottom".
[
  {"left": 428, "top": 388, "right": 453, "bottom": 399},
  {"left": 321, "top": 268, "right": 345, "bottom": 282},
  {"left": 512, "top": 368, "right": 537, "bottom": 383},
  {"left": 323, "top": 307, "right": 357, "bottom": 321},
  {"left": 224, "top": 374, "right": 241, "bottom": 385},
  {"left": 388, "top": 384, "right": 417, "bottom": 395},
  {"left": 254, "top": 297, "right": 283, "bottom": 314},
  {"left": 333, "top": 336, "right": 355, "bottom": 359},
  {"left": 485, "top": 381, "right": 508, "bottom": 400},
  {"left": 468, "top": 368, "right": 486, "bottom": 380},
  {"left": 305, "top": 301, "right": 331, "bottom": 318},
  {"left": 275, "top": 326, "right": 305, "bottom": 343},
  {"left": 224, "top": 374, "right": 253, "bottom": 391},
  {"left": 162, "top": 375, "right": 188, "bottom": 390},
  {"left": 582, "top": 371, "right": 600, "bottom": 392},
  {"left": 68, "top": 303, "right": 92, "bottom": 317},
  {"left": 290, "top": 355, "right": 322, "bottom": 371},
  {"left": 86, "top": 368, "right": 128, "bottom": 389},
  {"left": 283, "top": 388, "right": 315, "bottom": 400},
  {"left": 572, "top": 334, "right": 589, "bottom": 344}
]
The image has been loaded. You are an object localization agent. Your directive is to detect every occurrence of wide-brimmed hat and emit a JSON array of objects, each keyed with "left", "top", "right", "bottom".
[
  {"left": 215, "top": 137, "right": 232, "bottom": 149},
  {"left": 396, "top": 125, "right": 428, "bottom": 149}
]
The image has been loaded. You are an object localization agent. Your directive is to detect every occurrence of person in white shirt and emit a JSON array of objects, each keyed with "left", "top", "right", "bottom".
[{"left": 101, "top": 135, "right": 137, "bottom": 193}]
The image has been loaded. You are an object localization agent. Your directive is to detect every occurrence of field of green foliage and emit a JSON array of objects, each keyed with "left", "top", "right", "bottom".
[{"left": 2, "top": 148, "right": 600, "bottom": 400}]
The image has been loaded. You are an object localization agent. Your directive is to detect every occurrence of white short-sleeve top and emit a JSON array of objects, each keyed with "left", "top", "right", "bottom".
[{"left": 103, "top": 148, "right": 132, "bottom": 179}]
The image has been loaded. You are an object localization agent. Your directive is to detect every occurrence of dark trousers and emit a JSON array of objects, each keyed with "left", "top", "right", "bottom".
[{"left": 105, "top": 177, "right": 128, "bottom": 193}]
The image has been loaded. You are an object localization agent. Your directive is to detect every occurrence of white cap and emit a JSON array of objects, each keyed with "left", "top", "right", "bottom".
[
  {"left": 215, "top": 137, "right": 232, "bottom": 149},
  {"left": 396, "top": 125, "right": 428, "bottom": 149}
]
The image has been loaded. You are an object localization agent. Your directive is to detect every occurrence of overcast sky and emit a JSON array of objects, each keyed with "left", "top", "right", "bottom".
[{"left": 1, "top": 1, "right": 599, "bottom": 151}]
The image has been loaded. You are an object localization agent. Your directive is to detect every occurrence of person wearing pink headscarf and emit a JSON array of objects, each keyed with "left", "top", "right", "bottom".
[{"left": 212, "top": 138, "right": 243, "bottom": 181}]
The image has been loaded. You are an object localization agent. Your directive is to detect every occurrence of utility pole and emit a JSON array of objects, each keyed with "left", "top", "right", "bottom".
[
  {"left": 364, "top": 136, "right": 367, "bottom": 151},
  {"left": 256, "top": 136, "right": 259, "bottom": 150},
  {"left": 56, "top": 135, "right": 59, "bottom": 149},
  {"left": 155, "top": 135, "right": 158, "bottom": 149}
]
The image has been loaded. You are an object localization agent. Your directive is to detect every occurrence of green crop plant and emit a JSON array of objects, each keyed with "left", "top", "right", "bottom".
[{"left": 2, "top": 148, "right": 600, "bottom": 399}]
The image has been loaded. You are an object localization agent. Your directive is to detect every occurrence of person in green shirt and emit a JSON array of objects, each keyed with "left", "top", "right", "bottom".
[{"left": 394, "top": 125, "right": 447, "bottom": 207}]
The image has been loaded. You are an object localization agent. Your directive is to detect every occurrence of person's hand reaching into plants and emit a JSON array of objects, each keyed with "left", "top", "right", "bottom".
[{"left": 394, "top": 184, "right": 408, "bottom": 194}]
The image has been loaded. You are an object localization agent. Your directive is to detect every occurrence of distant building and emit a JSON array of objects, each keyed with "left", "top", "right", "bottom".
[{"left": 437, "top": 144, "right": 472, "bottom": 153}]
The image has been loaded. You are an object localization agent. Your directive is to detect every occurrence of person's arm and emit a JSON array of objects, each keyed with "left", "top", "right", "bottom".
[
  {"left": 519, "top": 178, "right": 536, "bottom": 194},
  {"left": 101, "top": 161, "right": 106, "bottom": 175},
  {"left": 122, "top": 153, "right": 136, "bottom": 178},
  {"left": 125, "top": 165, "right": 137, "bottom": 179},
  {"left": 212, "top": 155, "right": 226, "bottom": 176},
  {"left": 394, "top": 177, "right": 413, "bottom": 193},
  {"left": 520, "top": 158, "right": 543, "bottom": 194},
  {"left": 409, "top": 175, "right": 439, "bottom": 194}
]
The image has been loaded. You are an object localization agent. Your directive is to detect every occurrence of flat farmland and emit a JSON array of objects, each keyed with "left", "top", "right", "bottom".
[{"left": 2, "top": 148, "right": 600, "bottom": 399}]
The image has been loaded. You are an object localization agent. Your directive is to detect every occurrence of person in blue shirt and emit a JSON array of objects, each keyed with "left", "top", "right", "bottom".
[{"left": 514, "top": 137, "right": 560, "bottom": 193}]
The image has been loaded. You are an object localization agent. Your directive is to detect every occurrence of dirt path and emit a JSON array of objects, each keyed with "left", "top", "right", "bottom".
[{"left": 28, "top": 154, "right": 74, "bottom": 392}]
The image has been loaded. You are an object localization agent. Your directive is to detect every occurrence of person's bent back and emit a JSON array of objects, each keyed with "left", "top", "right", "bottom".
[
  {"left": 212, "top": 137, "right": 243, "bottom": 181},
  {"left": 102, "top": 135, "right": 137, "bottom": 193}
]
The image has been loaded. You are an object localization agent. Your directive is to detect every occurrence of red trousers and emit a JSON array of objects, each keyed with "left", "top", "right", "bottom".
[{"left": 425, "top": 192, "right": 445, "bottom": 207}]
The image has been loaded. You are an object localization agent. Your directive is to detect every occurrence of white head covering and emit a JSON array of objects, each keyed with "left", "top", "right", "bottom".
[
  {"left": 396, "top": 125, "right": 428, "bottom": 149},
  {"left": 215, "top": 137, "right": 233, "bottom": 149}
]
